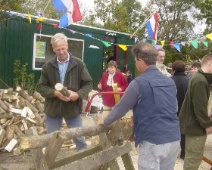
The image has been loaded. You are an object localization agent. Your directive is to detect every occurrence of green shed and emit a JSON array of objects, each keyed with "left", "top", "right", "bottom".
[{"left": 0, "top": 11, "right": 136, "bottom": 90}]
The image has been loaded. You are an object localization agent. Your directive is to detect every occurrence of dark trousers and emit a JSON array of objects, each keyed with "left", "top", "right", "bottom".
[{"left": 180, "top": 134, "right": 185, "bottom": 158}]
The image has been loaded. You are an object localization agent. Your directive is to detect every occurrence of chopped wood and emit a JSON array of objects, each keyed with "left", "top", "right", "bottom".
[
  {"left": 4, "top": 88, "right": 13, "bottom": 95},
  {"left": 34, "top": 100, "right": 44, "bottom": 112},
  {"left": 0, "top": 107, "right": 6, "bottom": 115},
  {"left": 19, "top": 90, "right": 33, "bottom": 102},
  {"left": 0, "top": 99, "right": 9, "bottom": 111},
  {"left": 33, "top": 91, "right": 45, "bottom": 103},
  {"left": 0, "top": 118, "right": 7, "bottom": 124},
  {"left": 14, "top": 125, "right": 26, "bottom": 138},
  {"left": 0, "top": 126, "right": 5, "bottom": 146},
  {"left": 4, "top": 138, "right": 18, "bottom": 152},
  {"left": 25, "top": 100, "right": 38, "bottom": 113},
  {"left": 55, "top": 83, "right": 71, "bottom": 97}
]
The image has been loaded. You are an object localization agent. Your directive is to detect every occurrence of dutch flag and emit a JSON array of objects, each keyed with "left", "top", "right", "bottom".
[
  {"left": 52, "top": 0, "right": 82, "bottom": 28},
  {"left": 145, "top": 12, "right": 158, "bottom": 41}
]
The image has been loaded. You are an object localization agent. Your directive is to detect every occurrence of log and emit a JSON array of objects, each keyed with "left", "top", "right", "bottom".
[
  {"left": 33, "top": 91, "right": 45, "bottom": 103},
  {"left": 34, "top": 100, "right": 44, "bottom": 113},
  {"left": 25, "top": 100, "right": 39, "bottom": 113},
  {"left": 0, "top": 99, "right": 9, "bottom": 111},
  {"left": 4, "top": 88, "right": 13, "bottom": 95},
  {"left": 19, "top": 90, "right": 33, "bottom": 102},
  {"left": 0, "top": 126, "right": 6, "bottom": 146},
  {"left": 20, "top": 125, "right": 107, "bottom": 150},
  {"left": 55, "top": 83, "right": 70, "bottom": 97}
]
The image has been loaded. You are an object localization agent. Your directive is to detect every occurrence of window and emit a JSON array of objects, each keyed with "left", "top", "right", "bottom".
[{"left": 33, "top": 33, "right": 84, "bottom": 70}]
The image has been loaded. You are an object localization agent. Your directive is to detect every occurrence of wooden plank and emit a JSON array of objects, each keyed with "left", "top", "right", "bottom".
[
  {"left": 52, "top": 145, "right": 103, "bottom": 169},
  {"left": 45, "top": 132, "right": 65, "bottom": 168},
  {"left": 58, "top": 142, "right": 132, "bottom": 170},
  {"left": 25, "top": 127, "right": 49, "bottom": 170},
  {"left": 121, "top": 153, "right": 135, "bottom": 170}
]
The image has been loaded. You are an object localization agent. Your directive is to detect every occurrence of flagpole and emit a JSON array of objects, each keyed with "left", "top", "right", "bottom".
[
  {"left": 130, "top": 12, "right": 155, "bottom": 37},
  {"left": 43, "top": 0, "right": 51, "bottom": 13}
]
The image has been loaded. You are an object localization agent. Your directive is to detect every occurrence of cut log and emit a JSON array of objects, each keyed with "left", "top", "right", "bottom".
[
  {"left": 0, "top": 107, "right": 6, "bottom": 115},
  {"left": 14, "top": 125, "right": 26, "bottom": 138},
  {"left": 3, "top": 101, "right": 12, "bottom": 110},
  {"left": 33, "top": 91, "right": 45, "bottom": 103},
  {"left": 4, "top": 88, "right": 13, "bottom": 95},
  {"left": 0, "top": 126, "right": 6, "bottom": 146},
  {"left": 19, "top": 90, "right": 33, "bottom": 102},
  {"left": 34, "top": 100, "right": 44, "bottom": 112},
  {"left": 25, "top": 100, "right": 39, "bottom": 113},
  {"left": 55, "top": 83, "right": 70, "bottom": 97},
  {"left": 4, "top": 138, "right": 18, "bottom": 152},
  {"left": 0, "top": 99, "right": 9, "bottom": 111},
  {"left": 20, "top": 125, "right": 107, "bottom": 150}
]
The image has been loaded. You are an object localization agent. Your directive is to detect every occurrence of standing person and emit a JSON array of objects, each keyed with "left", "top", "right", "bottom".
[
  {"left": 97, "top": 60, "right": 128, "bottom": 117},
  {"left": 101, "top": 42, "right": 180, "bottom": 170},
  {"left": 179, "top": 54, "right": 212, "bottom": 170},
  {"left": 156, "top": 48, "right": 172, "bottom": 77},
  {"left": 172, "top": 60, "right": 189, "bottom": 160},
  {"left": 125, "top": 70, "right": 134, "bottom": 84},
  {"left": 187, "top": 62, "right": 201, "bottom": 78},
  {"left": 38, "top": 33, "right": 93, "bottom": 151}
]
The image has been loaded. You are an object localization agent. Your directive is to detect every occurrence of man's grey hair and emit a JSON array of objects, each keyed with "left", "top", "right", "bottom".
[
  {"left": 157, "top": 48, "right": 165, "bottom": 52},
  {"left": 131, "top": 42, "right": 158, "bottom": 65},
  {"left": 51, "top": 33, "right": 68, "bottom": 47}
]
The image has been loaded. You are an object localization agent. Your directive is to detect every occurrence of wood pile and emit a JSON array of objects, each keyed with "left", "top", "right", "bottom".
[{"left": 0, "top": 87, "right": 45, "bottom": 155}]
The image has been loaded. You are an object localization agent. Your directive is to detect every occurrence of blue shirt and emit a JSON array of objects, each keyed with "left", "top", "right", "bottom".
[{"left": 57, "top": 55, "right": 70, "bottom": 84}]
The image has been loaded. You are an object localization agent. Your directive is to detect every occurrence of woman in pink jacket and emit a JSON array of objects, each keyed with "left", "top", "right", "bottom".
[{"left": 97, "top": 60, "right": 128, "bottom": 120}]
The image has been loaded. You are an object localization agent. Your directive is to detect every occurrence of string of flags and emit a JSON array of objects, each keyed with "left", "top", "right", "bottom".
[{"left": 2, "top": 10, "right": 212, "bottom": 53}]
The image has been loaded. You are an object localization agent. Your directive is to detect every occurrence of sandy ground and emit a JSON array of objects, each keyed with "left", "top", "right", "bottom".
[{"left": 0, "top": 114, "right": 212, "bottom": 170}]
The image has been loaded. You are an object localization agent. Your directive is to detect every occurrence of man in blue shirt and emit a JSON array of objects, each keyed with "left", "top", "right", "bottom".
[{"left": 101, "top": 42, "right": 180, "bottom": 170}]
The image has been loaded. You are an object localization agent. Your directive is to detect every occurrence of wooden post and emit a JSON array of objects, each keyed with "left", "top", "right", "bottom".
[
  {"left": 55, "top": 83, "right": 70, "bottom": 97},
  {"left": 25, "top": 127, "right": 49, "bottom": 170},
  {"left": 44, "top": 132, "right": 65, "bottom": 168}
]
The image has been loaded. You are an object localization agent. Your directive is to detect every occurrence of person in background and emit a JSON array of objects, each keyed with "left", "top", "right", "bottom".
[
  {"left": 179, "top": 54, "right": 212, "bottom": 170},
  {"left": 100, "top": 42, "right": 180, "bottom": 170},
  {"left": 97, "top": 60, "right": 128, "bottom": 119},
  {"left": 38, "top": 33, "right": 93, "bottom": 151},
  {"left": 125, "top": 70, "right": 134, "bottom": 84},
  {"left": 187, "top": 62, "right": 201, "bottom": 78},
  {"left": 156, "top": 48, "right": 172, "bottom": 77},
  {"left": 172, "top": 60, "right": 189, "bottom": 160}
]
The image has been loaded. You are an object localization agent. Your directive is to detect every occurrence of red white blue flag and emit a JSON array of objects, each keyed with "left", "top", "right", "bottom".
[
  {"left": 145, "top": 12, "right": 158, "bottom": 40},
  {"left": 52, "top": 0, "right": 82, "bottom": 28}
]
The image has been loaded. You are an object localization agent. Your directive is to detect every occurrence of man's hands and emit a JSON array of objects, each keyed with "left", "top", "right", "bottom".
[
  {"left": 54, "top": 90, "right": 79, "bottom": 102},
  {"left": 206, "top": 126, "right": 212, "bottom": 135}
]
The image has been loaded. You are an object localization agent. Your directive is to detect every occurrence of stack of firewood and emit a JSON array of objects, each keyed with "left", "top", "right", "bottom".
[{"left": 0, "top": 87, "right": 45, "bottom": 154}]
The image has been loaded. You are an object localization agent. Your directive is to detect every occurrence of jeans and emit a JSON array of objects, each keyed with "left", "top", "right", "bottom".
[
  {"left": 45, "top": 115, "right": 87, "bottom": 151},
  {"left": 138, "top": 140, "right": 180, "bottom": 170}
]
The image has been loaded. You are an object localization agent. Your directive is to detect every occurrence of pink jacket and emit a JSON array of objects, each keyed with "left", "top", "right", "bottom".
[{"left": 99, "top": 71, "right": 128, "bottom": 106}]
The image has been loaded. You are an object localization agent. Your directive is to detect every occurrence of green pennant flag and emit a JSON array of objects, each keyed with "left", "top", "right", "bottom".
[
  {"left": 102, "top": 41, "right": 111, "bottom": 47},
  {"left": 151, "top": 40, "right": 156, "bottom": 45},
  {"left": 203, "top": 42, "right": 208, "bottom": 47},
  {"left": 191, "top": 39, "right": 198, "bottom": 49}
]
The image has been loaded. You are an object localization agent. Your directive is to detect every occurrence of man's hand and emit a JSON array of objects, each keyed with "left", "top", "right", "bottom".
[
  {"left": 206, "top": 126, "right": 212, "bottom": 135},
  {"left": 54, "top": 91, "right": 70, "bottom": 102},
  {"left": 68, "top": 90, "right": 79, "bottom": 101}
]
